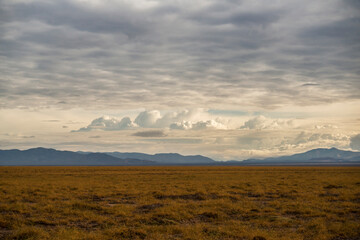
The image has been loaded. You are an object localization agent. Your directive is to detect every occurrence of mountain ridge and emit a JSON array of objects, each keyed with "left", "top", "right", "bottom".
[
  {"left": 0, "top": 147, "right": 154, "bottom": 166},
  {"left": 240, "top": 147, "right": 360, "bottom": 165},
  {"left": 0, "top": 147, "right": 359, "bottom": 166},
  {"left": 106, "top": 152, "right": 214, "bottom": 164}
]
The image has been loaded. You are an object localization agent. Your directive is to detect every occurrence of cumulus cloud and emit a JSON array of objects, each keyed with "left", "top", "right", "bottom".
[
  {"left": 170, "top": 120, "right": 227, "bottom": 130},
  {"left": 73, "top": 109, "right": 227, "bottom": 131},
  {"left": 134, "top": 110, "right": 161, "bottom": 128},
  {"left": 240, "top": 116, "right": 293, "bottom": 130},
  {"left": 155, "top": 109, "right": 201, "bottom": 127},
  {"left": 350, "top": 134, "right": 360, "bottom": 150},
  {"left": 73, "top": 116, "right": 136, "bottom": 132}
]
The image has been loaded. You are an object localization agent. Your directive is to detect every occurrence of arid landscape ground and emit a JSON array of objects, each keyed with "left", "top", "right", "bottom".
[{"left": 0, "top": 167, "right": 359, "bottom": 240}]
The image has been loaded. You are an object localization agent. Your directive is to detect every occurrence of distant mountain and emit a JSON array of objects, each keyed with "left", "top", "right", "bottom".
[
  {"left": 0, "top": 148, "right": 154, "bottom": 166},
  {"left": 1, "top": 147, "right": 359, "bottom": 166},
  {"left": 241, "top": 148, "right": 360, "bottom": 165},
  {"left": 106, "top": 152, "right": 215, "bottom": 164}
]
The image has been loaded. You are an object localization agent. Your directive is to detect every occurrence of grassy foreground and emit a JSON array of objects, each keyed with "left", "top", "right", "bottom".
[{"left": 0, "top": 167, "right": 359, "bottom": 240}]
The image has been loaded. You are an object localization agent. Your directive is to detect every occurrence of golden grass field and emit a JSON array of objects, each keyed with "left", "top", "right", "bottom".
[{"left": 0, "top": 167, "right": 359, "bottom": 240}]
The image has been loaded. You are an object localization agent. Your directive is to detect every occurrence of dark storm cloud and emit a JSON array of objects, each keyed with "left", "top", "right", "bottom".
[{"left": 0, "top": 0, "right": 359, "bottom": 110}]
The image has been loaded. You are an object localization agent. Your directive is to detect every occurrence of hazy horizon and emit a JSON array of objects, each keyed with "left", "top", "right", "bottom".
[{"left": 1, "top": 0, "right": 359, "bottom": 160}]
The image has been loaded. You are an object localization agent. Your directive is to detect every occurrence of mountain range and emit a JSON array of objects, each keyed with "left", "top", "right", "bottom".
[
  {"left": 105, "top": 152, "right": 214, "bottom": 164},
  {"left": 0, "top": 147, "right": 359, "bottom": 166},
  {"left": 239, "top": 147, "right": 360, "bottom": 165},
  {"left": 0, "top": 148, "right": 154, "bottom": 166}
]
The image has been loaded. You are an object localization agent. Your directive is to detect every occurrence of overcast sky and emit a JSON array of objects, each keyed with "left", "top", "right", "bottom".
[{"left": 1, "top": 0, "right": 359, "bottom": 160}]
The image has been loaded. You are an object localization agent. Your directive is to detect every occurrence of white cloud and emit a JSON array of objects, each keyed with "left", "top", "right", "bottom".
[
  {"left": 134, "top": 109, "right": 206, "bottom": 128},
  {"left": 134, "top": 110, "right": 161, "bottom": 128},
  {"left": 169, "top": 121, "right": 193, "bottom": 130},
  {"left": 155, "top": 109, "right": 202, "bottom": 128},
  {"left": 170, "top": 119, "right": 227, "bottom": 130},
  {"left": 74, "top": 109, "right": 228, "bottom": 131},
  {"left": 73, "top": 116, "right": 136, "bottom": 132},
  {"left": 240, "top": 115, "right": 294, "bottom": 130}
]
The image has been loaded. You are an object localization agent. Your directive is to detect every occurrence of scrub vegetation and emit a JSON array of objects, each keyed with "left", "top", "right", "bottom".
[{"left": 0, "top": 167, "right": 359, "bottom": 240}]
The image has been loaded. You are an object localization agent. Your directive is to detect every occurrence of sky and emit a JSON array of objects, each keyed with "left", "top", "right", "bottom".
[{"left": 0, "top": 0, "right": 359, "bottom": 160}]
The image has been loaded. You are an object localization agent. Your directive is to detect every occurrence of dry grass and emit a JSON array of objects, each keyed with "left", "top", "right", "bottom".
[{"left": 0, "top": 167, "right": 359, "bottom": 240}]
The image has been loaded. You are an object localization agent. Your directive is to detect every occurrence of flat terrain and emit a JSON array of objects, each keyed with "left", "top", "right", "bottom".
[{"left": 0, "top": 167, "right": 359, "bottom": 240}]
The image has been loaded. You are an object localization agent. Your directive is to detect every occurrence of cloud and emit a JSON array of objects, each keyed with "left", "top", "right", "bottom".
[
  {"left": 134, "top": 110, "right": 161, "bottom": 128},
  {"left": 42, "top": 120, "right": 60, "bottom": 122},
  {"left": 170, "top": 119, "right": 227, "bottom": 130},
  {"left": 234, "top": 130, "right": 351, "bottom": 153},
  {"left": 0, "top": 0, "right": 359, "bottom": 110},
  {"left": 143, "top": 138, "right": 202, "bottom": 144},
  {"left": 169, "top": 121, "right": 193, "bottom": 130},
  {"left": 4, "top": 133, "right": 35, "bottom": 139},
  {"left": 301, "top": 83, "right": 319, "bottom": 87},
  {"left": 73, "top": 116, "right": 136, "bottom": 132},
  {"left": 350, "top": 134, "right": 360, "bottom": 150},
  {"left": 22, "top": 135, "right": 35, "bottom": 139},
  {"left": 314, "top": 124, "right": 338, "bottom": 129},
  {"left": 132, "top": 130, "right": 166, "bottom": 137},
  {"left": 89, "top": 135, "right": 101, "bottom": 139},
  {"left": 134, "top": 109, "right": 207, "bottom": 128},
  {"left": 290, "top": 132, "right": 349, "bottom": 148},
  {"left": 74, "top": 109, "right": 227, "bottom": 131},
  {"left": 240, "top": 116, "right": 293, "bottom": 130}
]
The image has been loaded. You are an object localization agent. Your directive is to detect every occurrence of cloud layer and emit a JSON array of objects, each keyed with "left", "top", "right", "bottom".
[{"left": 1, "top": 0, "right": 359, "bottom": 110}]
